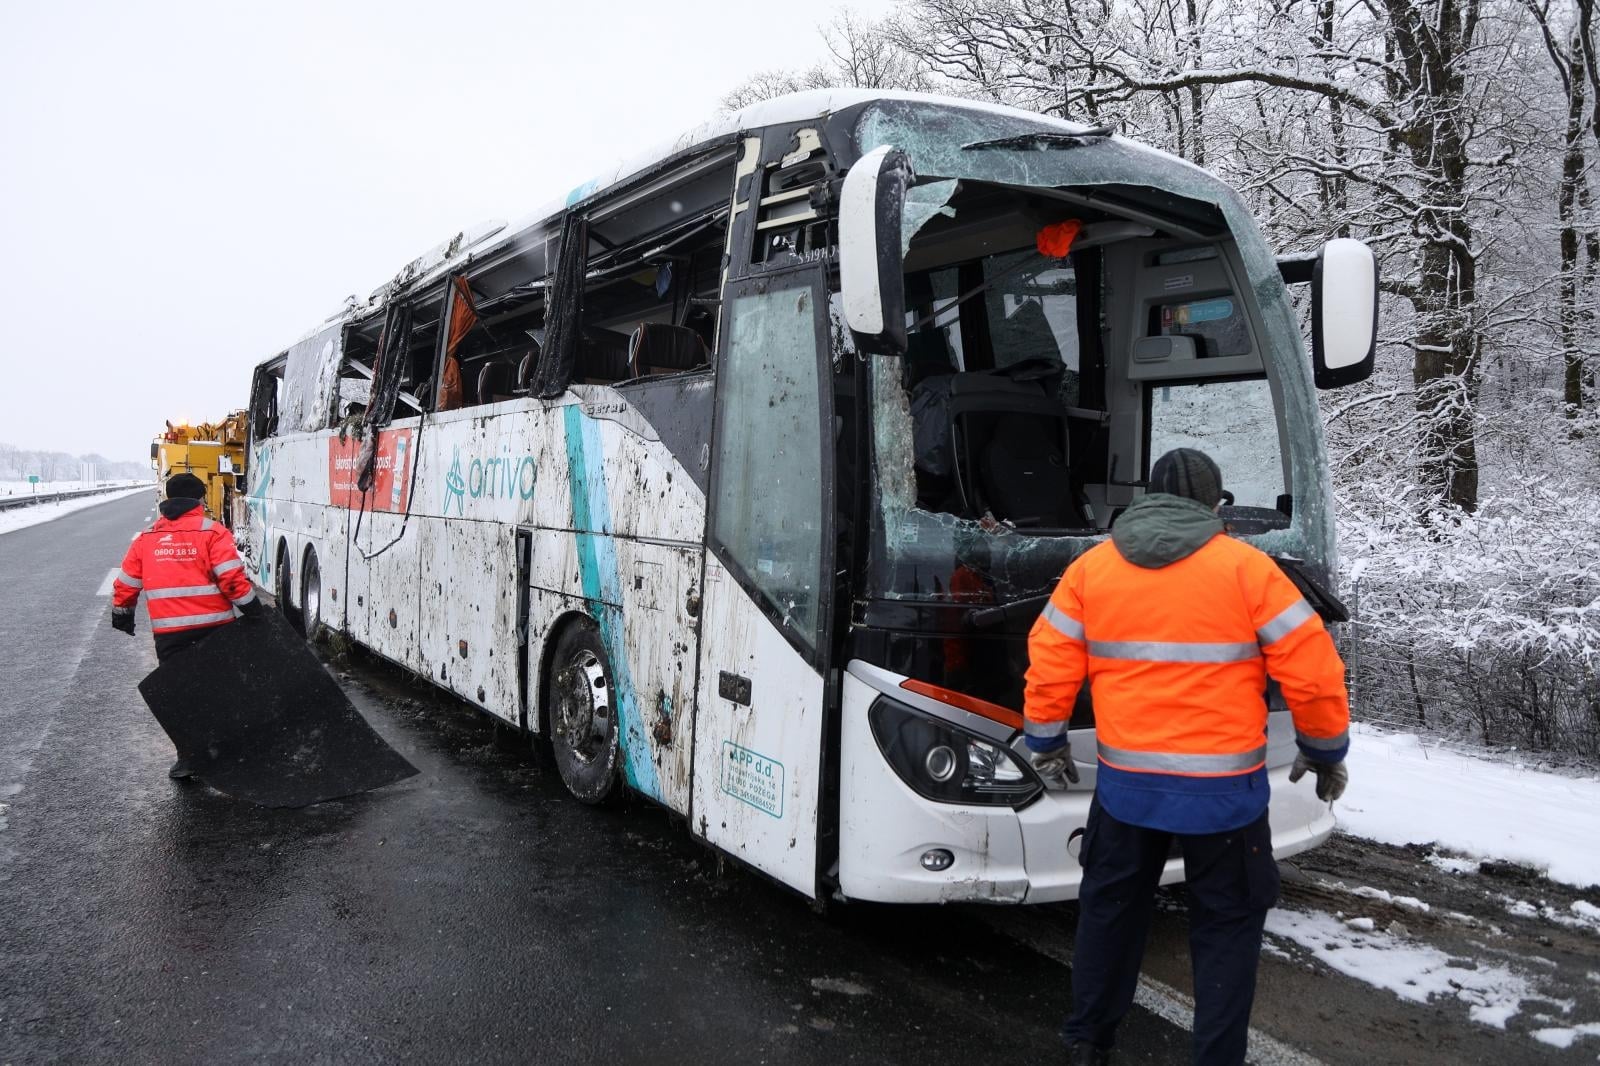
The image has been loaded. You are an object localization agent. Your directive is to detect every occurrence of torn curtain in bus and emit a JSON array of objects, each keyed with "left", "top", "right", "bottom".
[
  {"left": 280, "top": 324, "right": 344, "bottom": 434},
  {"left": 533, "top": 213, "right": 588, "bottom": 398},
  {"left": 436, "top": 275, "right": 479, "bottom": 412}
]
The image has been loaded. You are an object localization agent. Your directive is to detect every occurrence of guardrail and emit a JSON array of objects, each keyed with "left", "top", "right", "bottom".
[{"left": 0, "top": 484, "right": 152, "bottom": 513}]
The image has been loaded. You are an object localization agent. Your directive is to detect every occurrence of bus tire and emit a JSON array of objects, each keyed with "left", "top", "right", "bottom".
[
  {"left": 545, "top": 621, "right": 621, "bottom": 806},
  {"left": 301, "top": 546, "right": 326, "bottom": 644}
]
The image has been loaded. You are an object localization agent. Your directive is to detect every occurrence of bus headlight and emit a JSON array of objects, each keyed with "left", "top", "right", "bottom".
[{"left": 867, "top": 696, "right": 1043, "bottom": 808}]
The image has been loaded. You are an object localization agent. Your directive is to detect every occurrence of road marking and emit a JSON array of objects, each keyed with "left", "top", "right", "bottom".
[
  {"left": 97, "top": 568, "right": 120, "bottom": 596},
  {"left": 978, "top": 910, "right": 1325, "bottom": 1066}
]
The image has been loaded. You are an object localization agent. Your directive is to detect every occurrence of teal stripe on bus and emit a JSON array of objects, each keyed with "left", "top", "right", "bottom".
[{"left": 561, "top": 404, "right": 662, "bottom": 802}]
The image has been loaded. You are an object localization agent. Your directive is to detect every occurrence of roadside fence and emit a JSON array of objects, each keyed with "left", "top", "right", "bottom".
[{"left": 0, "top": 484, "right": 149, "bottom": 514}]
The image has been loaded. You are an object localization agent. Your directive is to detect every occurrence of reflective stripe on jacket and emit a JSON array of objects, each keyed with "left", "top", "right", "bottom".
[
  {"left": 1023, "top": 503, "right": 1349, "bottom": 833},
  {"left": 113, "top": 501, "right": 257, "bottom": 635}
]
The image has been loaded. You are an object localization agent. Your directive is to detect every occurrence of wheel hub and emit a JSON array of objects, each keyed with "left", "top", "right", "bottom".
[{"left": 557, "top": 650, "right": 611, "bottom": 763}]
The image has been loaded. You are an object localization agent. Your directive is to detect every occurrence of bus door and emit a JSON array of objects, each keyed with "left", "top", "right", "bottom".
[{"left": 691, "top": 266, "right": 837, "bottom": 898}]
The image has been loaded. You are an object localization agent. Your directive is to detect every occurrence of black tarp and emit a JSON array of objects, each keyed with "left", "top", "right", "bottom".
[
  {"left": 137, "top": 612, "right": 418, "bottom": 808},
  {"left": 533, "top": 213, "right": 588, "bottom": 398}
]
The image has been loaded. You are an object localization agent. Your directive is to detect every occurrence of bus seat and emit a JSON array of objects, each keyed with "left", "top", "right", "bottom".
[
  {"left": 515, "top": 341, "right": 542, "bottom": 393},
  {"left": 628, "top": 323, "right": 710, "bottom": 378},
  {"left": 981, "top": 416, "right": 1077, "bottom": 528},
  {"left": 579, "top": 327, "right": 632, "bottom": 382},
  {"left": 947, "top": 375, "right": 1090, "bottom": 527},
  {"left": 477, "top": 360, "right": 515, "bottom": 405}
]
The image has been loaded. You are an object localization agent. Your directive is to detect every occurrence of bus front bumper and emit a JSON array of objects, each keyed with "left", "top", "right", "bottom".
[{"left": 836, "top": 670, "right": 1337, "bottom": 905}]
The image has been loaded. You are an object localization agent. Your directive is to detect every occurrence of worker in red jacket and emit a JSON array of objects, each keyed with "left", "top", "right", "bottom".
[
  {"left": 111, "top": 473, "right": 264, "bottom": 777},
  {"left": 1024, "top": 448, "right": 1350, "bottom": 1066}
]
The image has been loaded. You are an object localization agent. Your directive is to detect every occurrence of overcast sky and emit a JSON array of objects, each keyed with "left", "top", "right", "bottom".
[{"left": 0, "top": 0, "right": 890, "bottom": 463}]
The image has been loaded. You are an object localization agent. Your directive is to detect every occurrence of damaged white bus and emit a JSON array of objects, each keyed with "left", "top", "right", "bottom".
[{"left": 242, "top": 89, "right": 1377, "bottom": 904}]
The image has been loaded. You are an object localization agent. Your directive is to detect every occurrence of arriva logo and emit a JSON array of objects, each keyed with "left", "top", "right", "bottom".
[
  {"left": 443, "top": 445, "right": 537, "bottom": 514},
  {"left": 443, "top": 448, "right": 467, "bottom": 516}
]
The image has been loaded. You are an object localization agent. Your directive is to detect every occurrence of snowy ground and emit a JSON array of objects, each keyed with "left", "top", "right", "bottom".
[
  {"left": 1339, "top": 724, "right": 1600, "bottom": 888},
  {"left": 0, "top": 485, "right": 152, "bottom": 536},
  {"left": 1262, "top": 723, "right": 1600, "bottom": 1056}
]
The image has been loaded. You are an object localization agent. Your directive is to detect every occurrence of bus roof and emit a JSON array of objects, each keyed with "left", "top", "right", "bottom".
[{"left": 280, "top": 89, "right": 1094, "bottom": 353}]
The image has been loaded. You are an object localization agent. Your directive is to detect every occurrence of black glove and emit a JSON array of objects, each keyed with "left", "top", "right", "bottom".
[
  {"left": 111, "top": 607, "right": 136, "bottom": 636},
  {"left": 1288, "top": 752, "right": 1348, "bottom": 802},
  {"left": 236, "top": 597, "right": 265, "bottom": 623},
  {"left": 1026, "top": 746, "right": 1081, "bottom": 790}
]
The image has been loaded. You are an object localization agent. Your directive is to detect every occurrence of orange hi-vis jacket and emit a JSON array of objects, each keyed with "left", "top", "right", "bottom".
[
  {"left": 113, "top": 501, "right": 258, "bottom": 637},
  {"left": 1023, "top": 495, "right": 1349, "bottom": 833}
]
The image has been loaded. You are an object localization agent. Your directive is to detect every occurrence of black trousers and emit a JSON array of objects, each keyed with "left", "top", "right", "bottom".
[{"left": 1062, "top": 799, "right": 1280, "bottom": 1066}]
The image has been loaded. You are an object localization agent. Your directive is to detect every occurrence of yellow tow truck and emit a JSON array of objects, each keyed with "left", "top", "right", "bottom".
[{"left": 150, "top": 413, "right": 249, "bottom": 529}]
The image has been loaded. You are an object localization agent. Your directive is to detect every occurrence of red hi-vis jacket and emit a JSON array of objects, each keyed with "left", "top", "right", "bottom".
[
  {"left": 113, "top": 503, "right": 257, "bottom": 635},
  {"left": 1023, "top": 499, "right": 1349, "bottom": 833}
]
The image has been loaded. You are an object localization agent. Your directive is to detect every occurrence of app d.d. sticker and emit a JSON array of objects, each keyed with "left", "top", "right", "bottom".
[{"left": 720, "top": 741, "right": 784, "bottom": 818}]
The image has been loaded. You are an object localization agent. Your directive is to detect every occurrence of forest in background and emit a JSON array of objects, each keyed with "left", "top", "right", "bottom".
[
  {"left": 0, "top": 443, "right": 150, "bottom": 486},
  {"left": 730, "top": 0, "right": 1600, "bottom": 757}
]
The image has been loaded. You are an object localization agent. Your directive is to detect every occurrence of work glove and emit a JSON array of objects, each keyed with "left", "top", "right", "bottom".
[
  {"left": 1027, "top": 746, "right": 1080, "bottom": 790},
  {"left": 1288, "top": 752, "right": 1348, "bottom": 802},
  {"left": 236, "top": 597, "right": 265, "bottom": 623},
  {"left": 110, "top": 607, "right": 136, "bottom": 636}
]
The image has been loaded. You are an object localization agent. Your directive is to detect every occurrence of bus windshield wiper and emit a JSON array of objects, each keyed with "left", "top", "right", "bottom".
[
  {"left": 961, "top": 127, "right": 1114, "bottom": 152},
  {"left": 965, "top": 593, "right": 1053, "bottom": 630},
  {"left": 1271, "top": 556, "right": 1350, "bottom": 624}
]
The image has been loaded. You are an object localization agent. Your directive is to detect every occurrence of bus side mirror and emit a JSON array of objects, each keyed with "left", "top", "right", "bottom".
[
  {"left": 1311, "top": 238, "right": 1377, "bottom": 389},
  {"left": 840, "top": 144, "right": 913, "bottom": 356}
]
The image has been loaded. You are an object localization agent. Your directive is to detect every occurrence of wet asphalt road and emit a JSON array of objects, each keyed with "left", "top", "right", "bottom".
[{"left": 0, "top": 493, "right": 1196, "bottom": 1065}]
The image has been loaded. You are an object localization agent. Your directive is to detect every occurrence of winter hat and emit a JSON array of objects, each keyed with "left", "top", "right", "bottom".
[
  {"left": 1148, "top": 448, "right": 1223, "bottom": 508},
  {"left": 166, "top": 473, "right": 206, "bottom": 500}
]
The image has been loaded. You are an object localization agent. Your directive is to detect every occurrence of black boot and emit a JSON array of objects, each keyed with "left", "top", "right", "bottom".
[
  {"left": 1067, "top": 1043, "right": 1111, "bottom": 1066},
  {"left": 169, "top": 760, "right": 194, "bottom": 781}
]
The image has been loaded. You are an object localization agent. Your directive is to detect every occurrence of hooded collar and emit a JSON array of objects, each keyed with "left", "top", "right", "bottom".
[
  {"left": 1110, "top": 493, "right": 1224, "bottom": 569},
  {"left": 159, "top": 497, "right": 205, "bottom": 521}
]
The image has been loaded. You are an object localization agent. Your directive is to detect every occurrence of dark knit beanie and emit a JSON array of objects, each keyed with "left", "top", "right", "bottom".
[
  {"left": 166, "top": 473, "right": 206, "bottom": 500},
  {"left": 1149, "top": 448, "right": 1223, "bottom": 508}
]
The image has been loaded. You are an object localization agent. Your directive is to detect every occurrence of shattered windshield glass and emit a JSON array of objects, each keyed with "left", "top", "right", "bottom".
[{"left": 852, "top": 100, "right": 1332, "bottom": 605}]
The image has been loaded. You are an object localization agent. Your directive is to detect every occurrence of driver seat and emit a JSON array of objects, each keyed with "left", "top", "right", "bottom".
[{"left": 948, "top": 374, "right": 1092, "bottom": 528}]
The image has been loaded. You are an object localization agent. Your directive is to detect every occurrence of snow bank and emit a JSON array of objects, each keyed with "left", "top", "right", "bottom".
[
  {"left": 0, "top": 487, "right": 151, "bottom": 536},
  {"left": 1337, "top": 725, "right": 1600, "bottom": 889}
]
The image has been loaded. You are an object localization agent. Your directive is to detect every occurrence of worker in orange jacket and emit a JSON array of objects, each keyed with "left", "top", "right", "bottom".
[
  {"left": 1023, "top": 448, "right": 1349, "bottom": 1066},
  {"left": 111, "top": 473, "right": 264, "bottom": 778}
]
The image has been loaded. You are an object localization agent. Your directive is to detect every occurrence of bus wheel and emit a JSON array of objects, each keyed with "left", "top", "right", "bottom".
[
  {"left": 546, "top": 622, "right": 621, "bottom": 805},
  {"left": 301, "top": 547, "right": 326, "bottom": 644}
]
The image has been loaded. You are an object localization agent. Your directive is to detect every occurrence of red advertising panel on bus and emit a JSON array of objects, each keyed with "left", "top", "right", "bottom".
[{"left": 328, "top": 428, "right": 414, "bottom": 511}]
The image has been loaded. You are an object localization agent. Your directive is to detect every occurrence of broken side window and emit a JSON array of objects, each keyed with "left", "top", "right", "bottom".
[
  {"left": 249, "top": 361, "right": 283, "bottom": 442},
  {"left": 279, "top": 324, "right": 344, "bottom": 433}
]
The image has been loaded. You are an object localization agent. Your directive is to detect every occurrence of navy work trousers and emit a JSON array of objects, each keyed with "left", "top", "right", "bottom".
[{"left": 1062, "top": 798, "right": 1280, "bottom": 1066}]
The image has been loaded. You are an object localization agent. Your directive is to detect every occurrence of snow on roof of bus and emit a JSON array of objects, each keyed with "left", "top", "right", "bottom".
[
  {"left": 284, "top": 90, "right": 1096, "bottom": 351},
  {"left": 497, "top": 88, "right": 1097, "bottom": 244}
]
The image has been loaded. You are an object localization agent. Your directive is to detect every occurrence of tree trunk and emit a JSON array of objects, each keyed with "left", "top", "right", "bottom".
[
  {"left": 1184, "top": 0, "right": 1205, "bottom": 166},
  {"left": 1392, "top": 0, "right": 1480, "bottom": 511},
  {"left": 1560, "top": 38, "right": 1590, "bottom": 417}
]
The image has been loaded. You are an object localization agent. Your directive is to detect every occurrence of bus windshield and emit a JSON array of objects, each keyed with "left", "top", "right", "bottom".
[{"left": 851, "top": 99, "right": 1333, "bottom": 608}]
